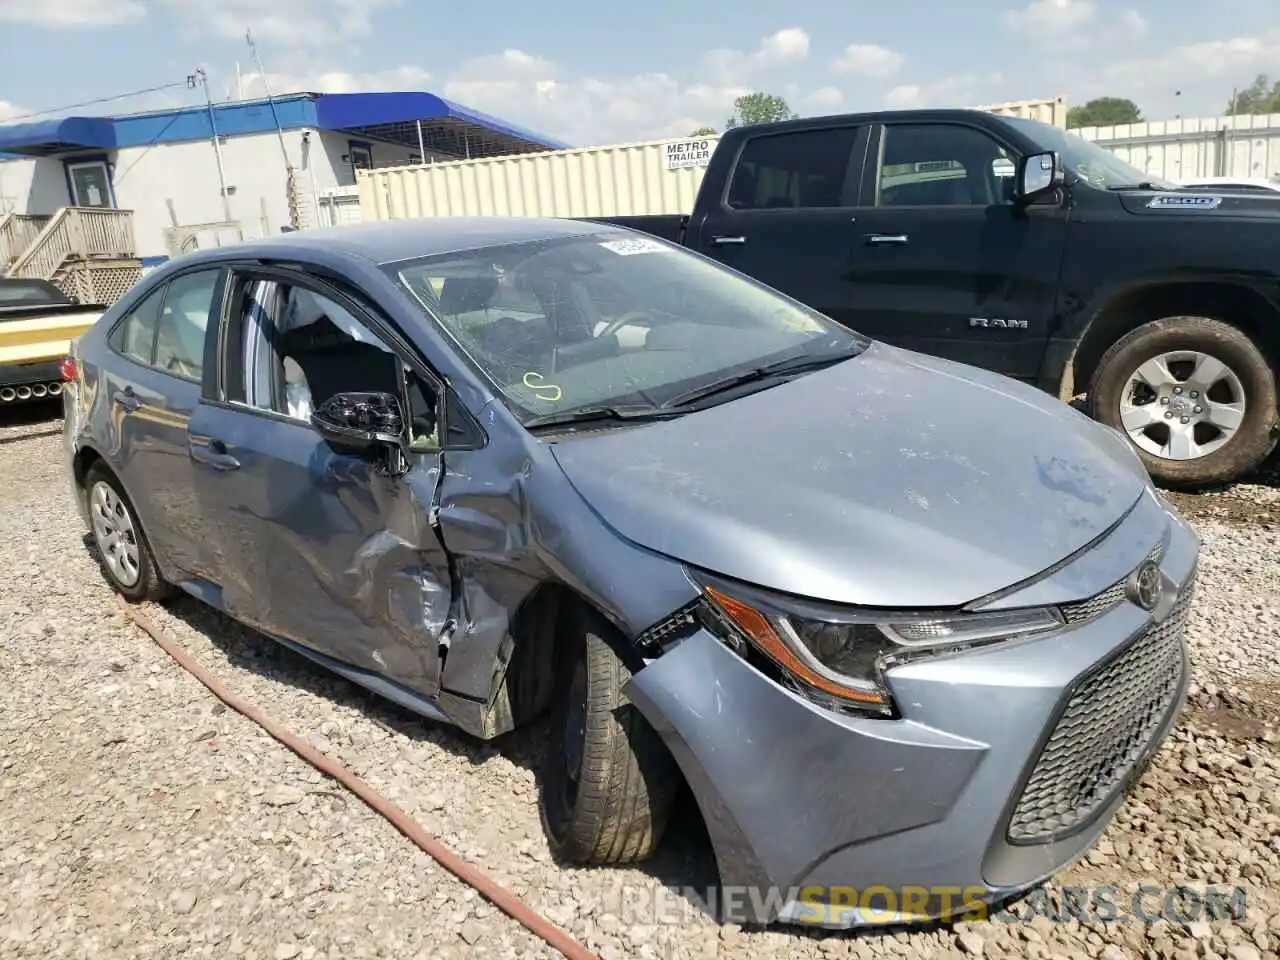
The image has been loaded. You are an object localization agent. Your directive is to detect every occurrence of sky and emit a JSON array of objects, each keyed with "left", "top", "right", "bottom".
[{"left": 1, "top": 0, "right": 1278, "bottom": 147}]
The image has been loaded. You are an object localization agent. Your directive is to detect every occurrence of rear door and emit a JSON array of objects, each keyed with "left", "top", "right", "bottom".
[
  {"left": 842, "top": 120, "right": 1068, "bottom": 379},
  {"left": 98, "top": 267, "right": 226, "bottom": 578},
  {"left": 691, "top": 123, "right": 869, "bottom": 330},
  {"left": 186, "top": 268, "right": 454, "bottom": 698}
]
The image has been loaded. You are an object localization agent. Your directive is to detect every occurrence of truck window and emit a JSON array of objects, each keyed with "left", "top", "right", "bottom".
[
  {"left": 726, "top": 127, "right": 859, "bottom": 210},
  {"left": 875, "top": 124, "right": 1016, "bottom": 207}
]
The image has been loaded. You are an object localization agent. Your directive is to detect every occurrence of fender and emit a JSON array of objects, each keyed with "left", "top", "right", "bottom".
[{"left": 1038, "top": 267, "right": 1280, "bottom": 401}]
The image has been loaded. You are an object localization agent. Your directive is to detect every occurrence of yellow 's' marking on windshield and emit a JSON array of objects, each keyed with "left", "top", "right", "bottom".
[{"left": 522, "top": 371, "right": 563, "bottom": 402}]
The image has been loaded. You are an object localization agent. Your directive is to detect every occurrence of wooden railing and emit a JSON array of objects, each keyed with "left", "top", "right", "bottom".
[
  {"left": 0, "top": 213, "right": 52, "bottom": 271},
  {"left": 8, "top": 208, "right": 136, "bottom": 280}
]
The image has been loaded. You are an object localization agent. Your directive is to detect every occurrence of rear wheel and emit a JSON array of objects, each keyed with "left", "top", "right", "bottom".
[
  {"left": 84, "top": 463, "right": 172, "bottom": 602},
  {"left": 1089, "top": 316, "right": 1278, "bottom": 489},
  {"left": 540, "top": 606, "right": 680, "bottom": 865}
]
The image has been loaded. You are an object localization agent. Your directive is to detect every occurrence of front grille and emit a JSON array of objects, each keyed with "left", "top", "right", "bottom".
[
  {"left": 1062, "top": 541, "right": 1165, "bottom": 625},
  {"left": 1007, "top": 573, "right": 1194, "bottom": 844}
]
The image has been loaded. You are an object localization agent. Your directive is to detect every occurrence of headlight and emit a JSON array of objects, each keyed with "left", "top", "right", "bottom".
[{"left": 692, "top": 571, "right": 1063, "bottom": 716}]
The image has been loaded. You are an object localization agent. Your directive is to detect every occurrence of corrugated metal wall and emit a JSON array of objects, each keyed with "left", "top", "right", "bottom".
[
  {"left": 356, "top": 136, "right": 720, "bottom": 221},
  {"left": 1079, "top": 112, "right": 1280, "bottom": 181},
  {"left": 979, "top": 97, "right": 1069, "bottom": 129}
]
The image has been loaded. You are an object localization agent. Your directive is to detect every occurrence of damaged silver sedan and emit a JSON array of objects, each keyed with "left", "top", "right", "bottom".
[{"left": 63, "top": 217, "right": 1200, "bottom": 928}]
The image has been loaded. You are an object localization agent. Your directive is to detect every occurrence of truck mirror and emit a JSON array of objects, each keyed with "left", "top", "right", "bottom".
[{"left": 1015, "top": 151, "right": 1064, "bottom": 201}]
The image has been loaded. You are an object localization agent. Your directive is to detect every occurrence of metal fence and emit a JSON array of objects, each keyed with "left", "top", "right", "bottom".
[{"left": 1079, "top": 112, "right": 1280, "bottom": 182}]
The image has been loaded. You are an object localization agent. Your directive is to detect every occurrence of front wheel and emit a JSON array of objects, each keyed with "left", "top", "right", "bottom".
[
  {"left": 540, "top": 606, "right": 680, "bottom": 865},
  {"left": 1089, "top": 316, "right": 1278, "bottom": 489}
]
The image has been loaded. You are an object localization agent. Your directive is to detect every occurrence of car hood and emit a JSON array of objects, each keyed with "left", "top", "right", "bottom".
[
  {"left": 1117, "top": 188, "right": 1280, "bottom": 219},
  {"left": 550, "top": 342, "right": 1147, "bottom": 609}
]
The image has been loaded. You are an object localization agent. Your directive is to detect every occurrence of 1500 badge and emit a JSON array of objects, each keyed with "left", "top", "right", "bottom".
[{"left": 1146, "top": 194, "right": 1223, "bottom": 209}]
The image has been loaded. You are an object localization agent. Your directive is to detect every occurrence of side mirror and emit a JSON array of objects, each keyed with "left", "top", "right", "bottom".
[
  {"left": 1014, "top": 151, "right": 1064, "bottom": 201},
  {"left": 310, "top": 391, "right": 405, "bottom": 454}
]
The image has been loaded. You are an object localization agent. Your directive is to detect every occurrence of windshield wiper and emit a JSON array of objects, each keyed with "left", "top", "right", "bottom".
[
  {"left": 1107, "top": 182, "right": 1170, "bottom": 191},
  {"left": 523, "top": 404, "right": 683, "bottom": 431},
  {"left": 661, "top": 346, "right": 861, "bottom": 409}
]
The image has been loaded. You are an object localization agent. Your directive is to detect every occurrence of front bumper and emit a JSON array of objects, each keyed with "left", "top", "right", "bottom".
[{"left": 626, "top": 490, "right": 1199, "bottom": 929}]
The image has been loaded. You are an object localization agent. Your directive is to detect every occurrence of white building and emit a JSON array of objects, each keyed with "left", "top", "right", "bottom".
[{"left": 0, "top": 91, "right": 568, "bottom": 287}]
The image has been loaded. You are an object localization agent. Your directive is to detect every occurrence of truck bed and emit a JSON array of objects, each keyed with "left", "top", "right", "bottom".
[{"left": 580, "top": 214, "right": 687, "bottom": 244}]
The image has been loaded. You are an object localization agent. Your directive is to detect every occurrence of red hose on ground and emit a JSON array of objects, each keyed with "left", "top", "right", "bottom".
[{"left": 116, "top": 597, "right": 600, "bottom": 960}]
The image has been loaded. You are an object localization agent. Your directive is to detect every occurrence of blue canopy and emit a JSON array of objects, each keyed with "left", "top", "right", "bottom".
[{"left": 0, "top": 116, "right": 116, "bottom": 156}]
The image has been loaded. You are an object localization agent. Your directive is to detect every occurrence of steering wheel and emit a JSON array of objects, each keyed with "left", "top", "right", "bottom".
[{"left": 598, "top": 310, "right": 654, "bottom": 341}]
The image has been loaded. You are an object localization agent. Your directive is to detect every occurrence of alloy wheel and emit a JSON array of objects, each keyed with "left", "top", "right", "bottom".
[{"left": 1119, "top": 350, "right": 1247, "bottom": 461}]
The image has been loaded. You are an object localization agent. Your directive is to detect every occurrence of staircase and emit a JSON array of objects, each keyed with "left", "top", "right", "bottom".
[{"left": 1, "top": 208, "right": 143, "bottom": 305}]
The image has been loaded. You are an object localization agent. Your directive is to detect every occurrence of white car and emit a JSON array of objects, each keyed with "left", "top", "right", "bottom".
[{"left": 1174, "top": 175, "right": 1280, "bottom": 194}]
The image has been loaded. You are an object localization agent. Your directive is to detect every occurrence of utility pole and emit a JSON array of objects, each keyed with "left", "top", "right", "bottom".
[
  {"left": 245, "top": 28, "right": 299, "bottom": 229},
  {"left": 189, "top": 69, "right": 232, "bottom": 222}
]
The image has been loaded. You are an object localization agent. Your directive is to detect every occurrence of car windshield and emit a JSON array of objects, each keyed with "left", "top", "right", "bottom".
[
  {"left": 391, "top": 232, "right": 868, "bottom": 423},
  {"left": 1003, "top": 118, "right": 1179, "bottom": 191}
]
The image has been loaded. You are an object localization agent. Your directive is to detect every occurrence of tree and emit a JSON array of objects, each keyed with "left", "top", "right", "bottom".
[
  {"left": 724, "top": 92, "right": 798, "bottom": 129},
  {"left": 689, "top": 126, "right": 717, "bottom": 137},
  {"left": 1225, "top": 74, "right": 1280, "bottom": 114},
  {"left": 1066, "top": 97, "right": 1143, "bottom": 129}
]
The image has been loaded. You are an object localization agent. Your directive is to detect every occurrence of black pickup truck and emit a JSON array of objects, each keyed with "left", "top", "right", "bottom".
[{"left": 594, "top": 108, "right": 1280, "bottom": 489}]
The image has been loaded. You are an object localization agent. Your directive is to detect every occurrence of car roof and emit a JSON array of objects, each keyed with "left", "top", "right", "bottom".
[{"left": 173, "top": 216, "right": 614, "bottom": 270}]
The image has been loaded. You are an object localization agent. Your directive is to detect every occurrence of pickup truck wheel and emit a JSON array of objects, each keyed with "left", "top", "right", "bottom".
[
  {"left": 84, "top": 463, "right": 172, "bottom": 602},
  {"left": 540, "top": 606, "right": 679, "bottom": 865},
  {"left": 1089, "top": 316, "right": 1278, "bottom": 489}
]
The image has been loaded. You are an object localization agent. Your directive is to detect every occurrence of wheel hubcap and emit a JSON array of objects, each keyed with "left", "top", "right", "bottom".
[
  {"left": 90, "top": 481, "right": 141, "bottom": 587},
  {"left": 1119, "top": 350, "right": 1247, "bottom": 461}
]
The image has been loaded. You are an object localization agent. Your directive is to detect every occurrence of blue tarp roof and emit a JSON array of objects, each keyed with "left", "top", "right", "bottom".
[
  {"left": 312, "top": 92, "right": 570, "bottom": 151},
  {"left": 0, "top": 116, "right": 116, "bottom": 156},
  {"left": 0, "top": 91, "right": 569, "bottom": 161}
]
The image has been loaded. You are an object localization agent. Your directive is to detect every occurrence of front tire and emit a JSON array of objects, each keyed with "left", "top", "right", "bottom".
[
  {"left": 84, "top": 463, "right": 172, "bottom": 602},
  {"left": 540, "top": 606, "right": 680, "bottom": 865},
  {"left": 1089, "top": 316, "right": 1278, "bottom": 489}
]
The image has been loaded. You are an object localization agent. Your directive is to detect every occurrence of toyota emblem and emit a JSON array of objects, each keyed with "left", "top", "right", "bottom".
[{"left": 1127, "top": 560, "right": 1163, "bottom": 611}]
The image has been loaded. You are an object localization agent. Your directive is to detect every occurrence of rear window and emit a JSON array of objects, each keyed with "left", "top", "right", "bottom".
[{"left": 0, "top": 280, "right": 68, "bottom": 308}]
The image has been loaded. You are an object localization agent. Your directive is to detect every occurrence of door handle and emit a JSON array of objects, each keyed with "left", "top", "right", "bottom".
[
  {"left": 189, "top": 437, "right": 240, "bottom": 471},
  {"left": 112, "top": 387, "right": 141, "bottom": 412},
  {"left": 710, "top": 235, "right": 747, "bottom": 245},
  {"left": 866, "top": 234, "right": 909, "bottom": 245}
]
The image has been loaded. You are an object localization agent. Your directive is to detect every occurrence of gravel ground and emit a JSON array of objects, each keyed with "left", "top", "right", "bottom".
[{"left": 2, "top": 400, "right": 1278, "bottom": 960}]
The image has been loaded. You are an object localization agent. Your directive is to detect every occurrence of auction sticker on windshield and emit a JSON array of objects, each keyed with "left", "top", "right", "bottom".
[{"left": 599, "top": 238, "right": 670, "bottom": 256}]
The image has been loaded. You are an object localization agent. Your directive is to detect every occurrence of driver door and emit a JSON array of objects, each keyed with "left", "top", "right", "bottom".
[{"left": 187, "top": 268, "right": 453, "bottom": 697}]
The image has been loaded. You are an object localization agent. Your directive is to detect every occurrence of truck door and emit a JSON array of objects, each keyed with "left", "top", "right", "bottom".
[
  {"left": 844, "top": 120, "right": 1069, "bottom": 380},
  {"left": 692, "top": 123, "right": 869, "bottom": 331}
]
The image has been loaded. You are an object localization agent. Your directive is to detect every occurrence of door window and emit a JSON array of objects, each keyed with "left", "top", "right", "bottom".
[
  {"left": 234, "top": 279, "right": 442, "bottom": 452},
  {"left": 875, "top": 124, "right": 1017, "bottom": 207},
  {"left": 111, "top": 288, "right": 166, "bottom": 365},
  {"left": 66, "top": 161, "right": 114, "bottom": 208},
  {"left": 154, "top": 271, "right": 220, "bottom": 381},
  {"left": 726, "top": 127, "right": 859, "bottom": 210}
]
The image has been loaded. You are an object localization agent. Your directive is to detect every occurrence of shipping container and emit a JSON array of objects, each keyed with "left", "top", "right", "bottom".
[
  {"left": 978, "top": 96, "right": 1069, "bottom": 129},
  {"left": 356, "top": 135, "right": 720, "bottom": 221}
]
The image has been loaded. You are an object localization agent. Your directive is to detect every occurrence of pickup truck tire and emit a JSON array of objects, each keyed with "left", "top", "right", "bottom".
[
  {"left": 84, "top": 462, "right": 173, "bottom": 603},
  {"left": 1088, "top": 316, "right": 1278, "bottom": 489},
  {"left": 540, "top": 605, "right": 679, "bottom": 865}
]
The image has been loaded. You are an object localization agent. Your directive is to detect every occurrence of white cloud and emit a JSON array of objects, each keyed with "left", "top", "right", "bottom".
[
  {"left": 1003, "top": 0, "right": 1095, "bottom": 35},
  {"left": 0, "top": 100, "right": 29, "bottom": 122},
  {"left": 882, "top": 72, "right": 1007, "bottom": 110},
  {"left": 1118, "top": 9, "right": 1147, "bottom": 38},
  {"left": 0, "top": 0, "right": 144, "bottom": 27},
  {"left": 804, "top": 87, "right": 845, "bottom": 111},
  {"left": 701, "top": 27, "right": 810, "bottom": 84},
  {"left": 233, "top": 66, "right": 432, "bottom": 100},
  {"left": 832, "top": 44, "right": 905, "bottom": 79},
  {"left": 161, "top": 0, "right": 401, "bottom": 47}
]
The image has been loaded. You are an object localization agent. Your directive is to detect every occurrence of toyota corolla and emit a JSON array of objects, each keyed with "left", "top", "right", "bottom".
[{"left": 62, "top": 217, "right": 1199, "bottom": 928}]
